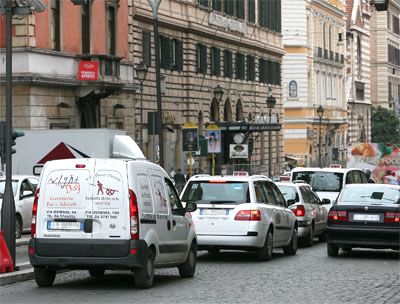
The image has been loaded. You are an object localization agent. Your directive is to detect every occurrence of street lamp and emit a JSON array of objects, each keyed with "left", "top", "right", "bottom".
[
  {"left": 135, "top": 62, "right": 148, "bottom": 149},
  {"left": 212, "top": 85, "right": 224, "bottom": 175},
  {"left": 145, "top": 0, "right": 164, "bottom": 167},
  {"left": 317, "top": 105, "right": 324, "bottom": 168},
  {"left": 0, "top": 0, "right": 46, "bottom": 270},
  {"left": 266, "top": 86, "right": 276, "bottom": 178},
  {"left": 213, "top": 85, "right": 224, "bottom": 102}
]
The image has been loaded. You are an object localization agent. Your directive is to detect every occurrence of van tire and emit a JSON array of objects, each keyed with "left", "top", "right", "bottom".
[
  {"left": 256, "top": 230, "right": 273, "bottom": 261},
  {"left": 89, "top": 268, "right": 105, "bottom": 277},
  {"left": 283, "top": 226, "right": 298, "bottom": 255},
  {"left": 327, "top": 243, "right": 339, "bottom": 257},
  {"left": 34, "top": 267, "right": 56, "bottom": 287},
  {"left": 134, "top": 251, "right": 155, "bottom": 289},
  {"left": 303, "top": 224, "right": 313, "bottom": 247},
  {"left": 178, "top": 243, "right": 197, "bottom": 278}
]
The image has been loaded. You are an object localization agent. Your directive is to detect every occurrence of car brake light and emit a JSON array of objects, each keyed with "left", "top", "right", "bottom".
[
  {"left": 75, "top": 164, "right": 86, "bottom": 168},
  {"left": 328, "top": 210, "right": 348, "bottom": 221},
  {"left": 384, "top": 212, "right": 400, "bottom": 223},
  {"left": 209, "top": 180, "right": 227, "bottom": 183},
  {"left": 292, "top": 205, "right": 305, "bottom": 217},
  {"left": 31, "top": 188, "right": 39, "bottom": 238},
  {"left": 234, "top": 210, "right": 261, "bottom": 221},
  {"left": 129, "top": 189, "right": 139, "bottom": 240}
]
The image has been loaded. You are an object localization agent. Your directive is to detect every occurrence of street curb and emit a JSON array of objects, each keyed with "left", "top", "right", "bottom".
[{"left": 0, "top": 266, "right": 33, "bottom": 286}]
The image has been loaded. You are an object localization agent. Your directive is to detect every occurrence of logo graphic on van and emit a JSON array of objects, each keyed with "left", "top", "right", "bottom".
[
  {"left": 48, "top": 174, "right": 81, "bottom": 194},
  {"left": 96, "top": 180, "right": 118, "bottom": 196}
]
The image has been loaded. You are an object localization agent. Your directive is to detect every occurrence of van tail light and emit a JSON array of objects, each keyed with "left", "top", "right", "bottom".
[
  {"left": 291, "top": 205, "right": 305, "bottom": 217},
  {"left": 328, "top": 210, "right": 348, "bottom": 221},
  {"left": 234, "top": 210, "right": 261, "bottom": 221},
  {"left": 384, "top": 212, "right": 400, "bottom": 223},
  {"left": 129, "top": 189, "right": 139, "bottom": 240},
  {"left": 31, "top": 188, "right": 40, "bottom": 238}
]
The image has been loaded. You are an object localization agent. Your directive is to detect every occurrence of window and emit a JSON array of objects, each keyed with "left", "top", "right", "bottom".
[
  {"left": 248, "top": 0, "right": 255, "bottom": 23},
  {"left": 262, "top": 182, "right": 278, "bottom": 205},
  {"left": 235, "top": 52, "right": 245, "bottom": 80},
  {"left": 142, "top": 31, "right": 151, "bottom": 67},
  {"left": 50, "top": 0, "right": 61, "bottom": 51},
  {"left": 393, "top": 15, "right": 400, "bottom": 35},
  {"left": 196, "top": 43, "right": 207, "bottom": 74},
  {"left": 355, "top": 82, "right": 365, "bottom": 101},
  {"left": 107, "top": 5, "right": 116, "bottom": 55},
  {"left": 259, "top": 58, "right": 267, "bottom": 83},
  {"left": 159, "top": 36, "right": 183, "bottom": 71},
  {"left": 198, "top": 0, "right": 208, "bottom": 6},
  {"left": 212, "top": 0, "right": 221, "bottom": 11},
  {"left": 210, "top": 47, "right": 221, "bottom": 76},
  {"left": 164, "top": 179, "right": 184, "bottom": 215},
  {"left": 247, "top": 55, "right": 255, "bottom": 81},
  {"left": 81, "top": 2, "right": 90, "bottom": 54},
  {"left": 224, "top": 50, "right": 233, "bottom": 78},
  {"left": 171, "top": 39, "right": 183, "bottom": 71},
  {"left": 275, "top": 62, "right": 281, "bottom": 85},
  {"left": 224, "top": 0, "right": 234, "bottom": 16},
  {"left": 270, "top": 183, "right": 285, "bottom": 206},
  {"left": 254, "top": 181, "right": 267, "bottom": 204},
  {"left": 388, "top": 44, "right": 400, "bottom": 67},
  {"left": 258, "top": 0, "right": 280, "bottom": 32},
  {"left": 160, "top": 35, "right": 171, "bottom": 69},
  {"left": 389, "top": 81, "right": 392, "bottom": 99},
  {"left": 235, "top": 0, "right": 245, "bottom": 19}
]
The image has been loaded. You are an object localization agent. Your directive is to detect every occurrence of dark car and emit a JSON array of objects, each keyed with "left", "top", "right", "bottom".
[{"left": 327, "top": 184, "right": 400, "bottom": 256}]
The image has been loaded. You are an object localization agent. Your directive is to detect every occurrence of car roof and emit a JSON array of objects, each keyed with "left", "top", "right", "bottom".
[
  {"left": 343, "top": 183, "right": 400, "bottom": 190},
  {"left": 188, "top": 174, "right": 270, "bottom": 182},
  {"left": 290, "top": 167, "right": 360, "bottom": 174},
  {"left": 0, "top": 175, "right": 38, "bottom": 181},
  {"left": 275, "top": 182, "right": 309, "bottom": 188}
]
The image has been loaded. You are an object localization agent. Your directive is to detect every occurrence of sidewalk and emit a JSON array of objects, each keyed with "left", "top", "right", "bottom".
[{"left": 0, "top": 236, "right": 33, "bottom": 286}]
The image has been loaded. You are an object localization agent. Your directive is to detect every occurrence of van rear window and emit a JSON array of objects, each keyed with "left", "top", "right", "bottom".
[
  {"left": 292, "top": 171, "right": 343, "bottom": 192},
  {"left": 181, "top": 181, "right": 249, "bottom": 204}
]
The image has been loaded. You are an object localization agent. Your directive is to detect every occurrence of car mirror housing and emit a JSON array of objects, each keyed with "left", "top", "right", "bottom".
[
  {"left": 185, "top": 201, "right": 197, "bottom": 213},
  {"left": 286, "top": 199, "right": 296, "bottom": 206},
  {"left": 321, "top": 198, "right": 331, "bottom": 205}
]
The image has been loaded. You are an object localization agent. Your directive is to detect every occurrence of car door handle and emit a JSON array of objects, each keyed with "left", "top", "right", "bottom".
[{"left": 167, "top": 220, "right": 171, "bottom": 230}]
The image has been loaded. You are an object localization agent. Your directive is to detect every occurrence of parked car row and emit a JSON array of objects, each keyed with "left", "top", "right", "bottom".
[{"left": 19, "top": 158, "right": 399, "bottom": 289}]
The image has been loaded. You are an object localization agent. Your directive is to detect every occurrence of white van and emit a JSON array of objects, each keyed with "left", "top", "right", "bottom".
[{"left": 29, "top": 158, "right": 197, "bottom": 289}]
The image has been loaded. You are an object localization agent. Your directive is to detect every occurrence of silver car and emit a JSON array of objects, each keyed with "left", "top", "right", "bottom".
[{"left": 276, "top": 182, "right": 329, "bottom": 246}]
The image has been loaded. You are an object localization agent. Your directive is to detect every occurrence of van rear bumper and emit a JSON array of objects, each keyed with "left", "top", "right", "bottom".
[{"left": 29, "top": 238, "right": 149, "bottom": 270}]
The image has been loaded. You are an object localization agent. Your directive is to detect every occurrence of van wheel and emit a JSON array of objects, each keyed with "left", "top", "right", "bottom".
[
  {"left": 327, "top": 243, "right": 339, "bottom": 257},
  {"left": 303, "top": 225, "right": 313, "bottom": 247},
  {"left": 15, "top": 215, "right": 22, "bottom": 239},
  {"left": 319, "top": 231, "right": 328, "bottom": 242},
  {"left": 134, "top": 251, "right": 155, "bottom": 289},
  {"left": 89, "top": 268, "right": 105, "bottom": 277},
  {"left": 34, "top": 267, "right": 56, "bottom": 287},
  {"left": 256, "top": 230, "right": 273, "bottom": 261},
  {"left": 283, "top": 226, "right": 298, "bottom": 255},
  {"left": 178, "top": 243, "right": 197, "bottom": 278}
]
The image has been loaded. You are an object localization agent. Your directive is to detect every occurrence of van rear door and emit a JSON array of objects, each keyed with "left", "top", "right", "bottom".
[
  {"left": 36, "top": 159, "right": 95, "bottom": 257},
  {"left": 91, "top": 159, "right": 130, "bottom": 257}
]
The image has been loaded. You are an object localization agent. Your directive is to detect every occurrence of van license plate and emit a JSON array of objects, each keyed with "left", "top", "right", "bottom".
[
  {"left": 47, "top": 221, "right": 83, "bottom": 230},
  {"left": 353, "top": 214, "right": 380, "bottom": 221},
  {"left": 200, "top": 209, "right": 228, "bottom": 215}
]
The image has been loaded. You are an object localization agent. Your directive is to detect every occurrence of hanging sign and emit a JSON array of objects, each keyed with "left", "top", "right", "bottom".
[
  {"left": 182, "top": 122, "right": 198, "bottom": 152},
  {"left": 229, "top": 144, "right": 248, "bottom": 159},
  {"left": 78, "top": 61, "right": 99, "bottom": 81},
  {"left": 205, "top": 124, "right": 221, "bottom": 154}
]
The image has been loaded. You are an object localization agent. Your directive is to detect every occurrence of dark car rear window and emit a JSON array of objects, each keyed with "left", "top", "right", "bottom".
[
  {"left": 181, "top": 181, "right": 249, "bottom": 204},
  {"left": 292, "top": 171, "right": 343, "bottom": 192}
]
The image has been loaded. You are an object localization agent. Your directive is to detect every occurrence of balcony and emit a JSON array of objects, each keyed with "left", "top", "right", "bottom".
[{"left": 78, "top": 54, "right": 121, "bottom": 82}]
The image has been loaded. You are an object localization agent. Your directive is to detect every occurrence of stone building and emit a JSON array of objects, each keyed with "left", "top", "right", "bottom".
[
  {"left": 130, "top": 0, "right": 285, "bottom": 176},
  {"left": 282, "top": 0, "right": 347, "bottom": 167},
  {"left": 370, "top": 0, "right": 400, "bottom": 117},
  {"left": 346, "top": 0, "right": 372, "bottom": 145}
]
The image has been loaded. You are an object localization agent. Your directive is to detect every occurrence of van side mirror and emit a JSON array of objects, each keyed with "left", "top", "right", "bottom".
[
  {"left": 21, "top": 190, "right": 34, "bottom": 199},
  {"left": 321, "top": 199, "right": 331, "bottom": 205},
  {"left": 185, "top": 201, "right": 197, "bottom": 213},
  {"left": 286, "top": 199, "right": 296, "bottom": 206}
]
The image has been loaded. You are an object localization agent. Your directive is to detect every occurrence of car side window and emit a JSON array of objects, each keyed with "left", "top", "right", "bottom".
[
  {"left": 164, "top": 178, "right": 184, "bottom": 216},
  {"left": 359, "top": 171, "right": 368, "bottom": 183},
  {"left": 345, "top": 172, "right": 354, "bottom": 184},
  {"left": 299, "top": 187, "right": 311, "bottom": 204},
  {"left": 270, "top": 183, "right": 285, "bottom": 207},
  {"left": 307, "top": 188, "right": 320, "bottom": 204},
  {"left": 353, "top": 171, "right": 362, "bottom": 183},
  {"left": 28, "top": 177, "right": 39, "bottom": 191},
  {"left": 20, "top": 179, "right": 34, "bottom": 196},
  {"left": 262, "top": 182, "right": 278, "bottom": 206},
  {"left": 254, "top": 181, "right": 267, "bottom": 204}
]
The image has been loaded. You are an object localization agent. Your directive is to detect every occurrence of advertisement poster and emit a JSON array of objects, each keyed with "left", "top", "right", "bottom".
[
  {"left": 182, "top": 128, "right": 198, "bottom": 152},
  {"left": 77, "top": 61, "right": 99, "bottom": 81},
  {"left": 205, "top": 129, "right": 221, "bottom": 153},
  {"left": 347, "top": 143, "right": 400, "bottom": 184},
  {"left": 229, "top": 144, "right": 248, "bottom": 159}
]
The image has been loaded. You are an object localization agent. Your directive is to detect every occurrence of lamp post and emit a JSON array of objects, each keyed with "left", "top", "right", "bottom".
[
  {"left": 317, "top": 105, "right": 324, "bottom": 168},
  {"left": 266, "top": 86, "right": 276, "bottom": 178},
  {"left": 145, "top": 0, "right": 164, "bottom": 167},
  {"left": 213, "top": 85, "right": 224, "bottom": 175},
  {"left": 135, "top": 62, "right": 148, "bottom": 150},
  {"left": 0, "top": 0, "right": 45, "bottom": 269}
]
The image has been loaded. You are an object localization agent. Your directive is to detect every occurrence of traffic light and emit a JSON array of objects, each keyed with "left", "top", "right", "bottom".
[{"left": 11, "top": 129, "right": 25, "bottom": 154}]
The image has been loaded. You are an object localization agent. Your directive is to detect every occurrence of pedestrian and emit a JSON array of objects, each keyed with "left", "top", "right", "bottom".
[{"left": 174, "top": 168, "right": 186, "bottom": 193}]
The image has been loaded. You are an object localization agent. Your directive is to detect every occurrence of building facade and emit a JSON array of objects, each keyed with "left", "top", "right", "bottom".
[
  {"left": 130, "top": 0, "right": 285, "bottom": 176},
  {"left": 370, "top": 0, "right": 400, "bottom": 117},
  {"left": 346, "top": 0, "right": 372, "bottom": 145},
  {"left": 282, "top": 0, "right": 347, "bottom": 167},
  {"left": 0, "top": 1, "right": 134, "bottom": 134}
]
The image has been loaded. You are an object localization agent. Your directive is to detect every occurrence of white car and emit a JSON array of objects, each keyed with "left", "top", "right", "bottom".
[
  {"left": 180, "top": 174, "right": 298, "bottom": 261},
  {"left": 276, "top": 182, "right": 329, "bottom": 246},
  {"left": 0, "top": 175, "right": 39, "bottom": 238}
]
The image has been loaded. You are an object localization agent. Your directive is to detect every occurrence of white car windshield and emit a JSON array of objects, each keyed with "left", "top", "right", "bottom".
[
  {"left": 0, "top": 180, "right": 18, "bottom": 198},
  {"left": 339, "top": 186, "right": 400, "bottom": 204},
  {"left": 292, "top": 171, "right": 343, "bottom": 192},
  {"left": 182, "top": 181, "right": 249, "bottom": 204}
]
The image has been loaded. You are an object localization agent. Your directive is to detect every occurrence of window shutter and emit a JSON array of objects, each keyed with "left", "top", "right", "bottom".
[
  {"left": 236, "top": 0, "right": 244, "bottom": 19},
  {"left": 248, "top": 0, "right": 255, "bottom": 23},
  {"left": 196, "top": 44, "right": 201, "bottom": 73},
  {"left": 198, "top": 0, "right": 208, "bottom": 7},
  {"left": 275, "top": 62, "right": 281, "bottom": 85},
  {"left": 247, "top": 55, "right": 255, "bottom": 81},
  {"left": 259, "top": 58, "right": 267, "bottom": 83},
  {"left": 224, "top": 50, "right": 232, "bottom": 78},
  {"left": 211, "top": 47, "right": 220, "bottom": 76},
  {"left": 212, "top": 0, "right": 221, "bottom": 11},
  {"left": 225, "top": 0, "right": 234, "bottom": 16},
  {"left": 277, "top": 0, "right": 281, "bottom": 32},
  {"left": 201, "top": 45, "right": 207, "bottom": 74},
  {"left": 177, "top": 40, "right": 183, "bottom": 71},
  {"left": 142, "top": 31, "right": 151, "bottom": 66}
]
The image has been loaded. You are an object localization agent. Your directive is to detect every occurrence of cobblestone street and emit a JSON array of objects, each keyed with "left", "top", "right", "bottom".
[{"left": 2, "top": 243, "right": 399, "bottom": 304}]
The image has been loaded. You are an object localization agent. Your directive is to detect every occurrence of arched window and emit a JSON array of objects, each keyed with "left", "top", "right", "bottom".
[
  {"left": 224, "top": 98, "right": 232, "bottom": 122},
  {"left": 236, "top": 99, "right": 244, "bottom": 121}
]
